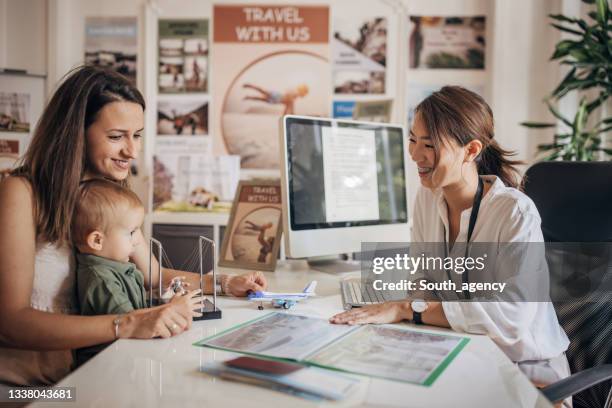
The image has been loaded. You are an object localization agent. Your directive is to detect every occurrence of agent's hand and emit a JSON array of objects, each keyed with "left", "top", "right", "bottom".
[
  {"left": 225, "top": 271, "right": 267, "bottom": 297},
  {"left": 124, "top": 289, "right": 204, "bottom": 339},
  {"left": 329, "top": 301, "right": 411, "bottom": 325}
]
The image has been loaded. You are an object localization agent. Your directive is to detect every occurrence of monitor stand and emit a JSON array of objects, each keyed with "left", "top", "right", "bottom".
[{"left": 307, "top": 258, "right": 361, "bottom": 274}]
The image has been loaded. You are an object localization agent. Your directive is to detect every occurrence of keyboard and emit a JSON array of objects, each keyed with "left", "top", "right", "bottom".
[{"left": 340, "top": 279, "right": 390, "bottom": 310}]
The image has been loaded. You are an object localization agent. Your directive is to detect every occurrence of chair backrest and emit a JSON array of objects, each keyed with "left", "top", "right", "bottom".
[{"left": 523, "top": 161, "right": 612, "bottom": 408}]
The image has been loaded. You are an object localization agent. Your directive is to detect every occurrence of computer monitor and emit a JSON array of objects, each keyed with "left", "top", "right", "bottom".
[{"left": 280, "top": 115, "right": 410, "bottom": 263}]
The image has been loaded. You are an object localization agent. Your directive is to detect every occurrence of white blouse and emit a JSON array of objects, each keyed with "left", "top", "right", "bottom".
[
  {"left": 0, "top": 242, "right": 76, "bottom": 385},
  {"left": 412, "top": 175, "right": 570, "bottom": 363}
]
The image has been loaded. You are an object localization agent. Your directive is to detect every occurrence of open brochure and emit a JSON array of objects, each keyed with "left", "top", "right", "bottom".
[{"left": 194, "top": 313, "right": 469, "bottom": 386}]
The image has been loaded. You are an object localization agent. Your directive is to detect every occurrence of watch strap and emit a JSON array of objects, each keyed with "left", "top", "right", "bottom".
[{"left": 412, "top": 311, "right": 423, "bottom": 325}]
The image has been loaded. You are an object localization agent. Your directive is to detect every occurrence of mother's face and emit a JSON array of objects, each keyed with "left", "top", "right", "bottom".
[{"left": 85, "top": 101, "right": 144, "bottom": 181}]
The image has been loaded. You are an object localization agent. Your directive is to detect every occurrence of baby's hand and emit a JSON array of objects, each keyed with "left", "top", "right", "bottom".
[{"left": 169, "top": 289, "right": 204, "bottom": 318}]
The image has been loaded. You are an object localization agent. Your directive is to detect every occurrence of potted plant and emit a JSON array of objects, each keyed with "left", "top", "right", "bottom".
[{"left": 521, "top": 0, "right": 612, "bottom": 161}]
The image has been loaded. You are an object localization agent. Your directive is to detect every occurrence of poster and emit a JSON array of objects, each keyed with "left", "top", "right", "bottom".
[
  {"left": 333, "top": 101, "right": 355, "bottom": 119},
  {"left": 212, "top": 5, "right": 331, "bottom": 169},
  {"left": 0, "top": 139, "right": 19, "bottom": 181},
  {"left": 219, "top": 180, "right": 283, "bottom": 271},
  {"left": 153, "top": 137, "right": 239, "bottom": 210},
  {"left": 0, "top": 92, "right": 30, "bottom": 133},
  {"left": 353, "top": 99, "right": 392, "bottom": 123},
  {"left": 333, "top": 17, "right": 386, "bottom": 94},
  {"left": 85, "top": 17, "right": 138, "bottom": 84},
  {"left": 409, "top": 16, "right": 486, "bottom": 69},
  {"left": 157, "top": 99, "right": 208, "bottom": 135},
  {"left": 159, "top": 20, "right": 208, "bottom": 93},
  {"left": 406, "top": 83, "right": 485, "bottom": 125}
]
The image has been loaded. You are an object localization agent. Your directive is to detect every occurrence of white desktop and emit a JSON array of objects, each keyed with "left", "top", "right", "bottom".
[{"left": 279, "top": 115, "right": 410, "bottom": 272}]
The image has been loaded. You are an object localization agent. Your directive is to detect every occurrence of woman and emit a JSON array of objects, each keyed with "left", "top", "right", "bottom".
[
  {"left": 0, "top": 66, "right": 266, "bottom": 386},
  {"left": 330, "top": 86, "right": 570, "bottom": 379}
]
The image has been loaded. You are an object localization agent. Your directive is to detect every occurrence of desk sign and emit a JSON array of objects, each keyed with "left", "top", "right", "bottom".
[{"left": 219, "top": 179, "right": 282, "bottom": 271}]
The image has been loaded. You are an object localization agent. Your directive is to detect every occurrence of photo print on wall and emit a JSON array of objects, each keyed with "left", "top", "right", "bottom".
[
  {"left": 333, "top": 17, "right": 387, "bottom": 94},
  {"left": 0, "top": 139, "right": 19, "bottom": 181},
  {"left": 85, "top": 17, "right": 138, "bottom": 84},
  {"left": 0, "top": 92, "right": 30, "bottom": 133},
  {"left": 409, "top": 16, "right": 486, "bottom": 69},
  {"left": 157, "top": 99, "right": 208, "bottom": 136},
  {"left": 159, "top": 19, "right": 209, "bottom": 93}
]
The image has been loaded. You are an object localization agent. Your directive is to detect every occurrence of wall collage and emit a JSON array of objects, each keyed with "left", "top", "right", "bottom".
[{"left": 74, "top": 2, "right": 488, "bottom": 212}]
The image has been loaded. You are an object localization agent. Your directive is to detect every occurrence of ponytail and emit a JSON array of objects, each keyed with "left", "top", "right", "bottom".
[
  {"left": 415, "top": 86, "right": 524, "bottom": 189},
  {"left": 477, "top": 141, "right": 523, "bottom": 189}
]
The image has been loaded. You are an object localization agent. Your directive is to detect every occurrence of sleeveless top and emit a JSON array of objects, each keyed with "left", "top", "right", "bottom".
[{"left": 0, "top": 242, "right": 77, "bottom": 385}]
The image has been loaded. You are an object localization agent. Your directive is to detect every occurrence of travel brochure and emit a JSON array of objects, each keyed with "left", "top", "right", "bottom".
[{"left": 195, "top": 312, "right": 469, "bottom": 386}]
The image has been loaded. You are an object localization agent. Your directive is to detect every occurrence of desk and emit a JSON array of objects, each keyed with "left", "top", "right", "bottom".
[{"left": 33, "top": 261, "right": 553, "bottom": 408}]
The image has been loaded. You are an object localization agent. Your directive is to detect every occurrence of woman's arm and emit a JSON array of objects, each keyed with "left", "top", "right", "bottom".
[
  {"left": 0, "top": 177, "right": 189, "bottom": 351},
  {"left": 130, "top": 229, "right": 267, "bottom": 296},
  {"left": 329, "top": 300, "right": 450, "bottom": 327},
  {"left": 0, "top": 177, "right": 118, "bottom": 349}
]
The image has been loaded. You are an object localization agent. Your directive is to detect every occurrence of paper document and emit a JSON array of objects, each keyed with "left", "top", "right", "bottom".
[
  {"left": 200, "top": 313, "right": 356, "bottom": 361},
  {"left": 308, "top": 325, "right": 468, "bottom": 385},
  {"left": 321, "top": 126, "right": 379, "bottom": 222},
  {"left": 195, "top": 313, "right": 469, "bottom": 385}
]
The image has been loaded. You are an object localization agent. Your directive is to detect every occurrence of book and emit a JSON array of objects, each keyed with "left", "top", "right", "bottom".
[
  {"left": 194, "top": 312, "right": 469, "bottom": 386},
  {"left": 200, "top": 359, "right": 360, "bottom": 401}
]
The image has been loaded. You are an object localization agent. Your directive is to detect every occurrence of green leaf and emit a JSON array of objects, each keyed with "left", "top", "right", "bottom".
[
  {"left": 569, "top": 48, "right": 591, "bottom": 61},
  {"left": 549, "top": 14, "right": 579, "bottom": 24},
  {"left": 521, "top": 122, "right": 556, "bottom": 128},
  {"left": 576, "top": 19, "right": 589, "bottom": 31},
  {"left": 573, "top": 99, "right": 588, "bottom": 134},
  {"left": 582, "top": 0, "right": 596, "bottom": 4},
  {"left": 600, "top": 148, "right": 612, "bottom": 155},
  {"left": 598, "top": 116, "right": 612, "bottom": 125},
  {"left": 595, "top": 0, "right": 609, "bottom": 26},
  {"left": 586, "top": 91, "right": 609, "bottom": 113},
  {"left": 552, "top": 67, "right": 577, "bottom": 97},
  {"left": 538, "top": 143, "right": 562, "bottom": 150},
  {"left": 551, "top": 23, "right": 584, "bottom": 36},
  {"left": 551, "top": 40, "right": 580, "bottom": 59},
  {"left": 545, "top": 150, "right": 562, "bottom": 161},
  {"left": 590, "top": 136, "right": 602, "bottom": 144},
  {"left": 546, "top": 101, "right": 573, "bottom": 127}
]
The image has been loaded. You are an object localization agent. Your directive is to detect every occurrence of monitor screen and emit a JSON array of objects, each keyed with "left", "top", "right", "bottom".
[{"left": 285, "top": 116, "right": 408, "bottom": 231}]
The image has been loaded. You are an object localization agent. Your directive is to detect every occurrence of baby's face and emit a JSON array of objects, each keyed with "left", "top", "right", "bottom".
[{"left": 99, "top": 205, "right": 145, "bottom": 263}]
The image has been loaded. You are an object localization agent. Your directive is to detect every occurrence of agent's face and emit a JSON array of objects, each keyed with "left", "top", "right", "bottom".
[
  {"left": 85, "top": 101, "right": 144, "bottom": 181},
  {"left": 99, "top": 205, "right": 144, "bottom": 263},
  {"left": 408, "top": 113, "right": 466, "bottom": 189}
]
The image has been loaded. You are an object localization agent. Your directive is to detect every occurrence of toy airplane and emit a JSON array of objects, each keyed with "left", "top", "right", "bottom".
[{"left": 248, "top": 281, "right": 317, "bottom": 310}]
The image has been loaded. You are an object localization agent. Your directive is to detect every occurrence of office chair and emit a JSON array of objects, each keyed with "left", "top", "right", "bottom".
[{"left": 523, "top": 161, "right": 612, "bottom": 408}]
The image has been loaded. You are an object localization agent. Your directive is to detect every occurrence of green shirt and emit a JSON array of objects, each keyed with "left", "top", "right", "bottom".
[{"left": 76, "top": 253, "right": 147, "bottom": 316}]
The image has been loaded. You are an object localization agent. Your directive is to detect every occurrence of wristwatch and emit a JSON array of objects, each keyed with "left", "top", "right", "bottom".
[{"left": 411, "top": 300, "right": 429, "bottom": 325}]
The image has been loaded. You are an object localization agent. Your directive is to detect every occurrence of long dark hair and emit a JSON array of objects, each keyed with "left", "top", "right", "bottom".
[
  {"left": 415, "top": 86, "right": 522, "bottom": 188},
  {"left": 13, "top": 65, "right": 145, "bottom": 244}
]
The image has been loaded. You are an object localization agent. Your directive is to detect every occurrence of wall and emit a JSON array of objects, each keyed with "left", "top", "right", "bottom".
[
  {"left": 5, "top": 0, "right": 565, "bottom": 220},
  {"left": 0, "top": 0, "right": 47, "bottom": 75}
]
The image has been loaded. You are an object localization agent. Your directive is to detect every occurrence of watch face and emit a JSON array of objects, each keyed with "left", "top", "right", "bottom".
[{"left": 412, "top": 300, "right": 428, "bottom": 313}]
